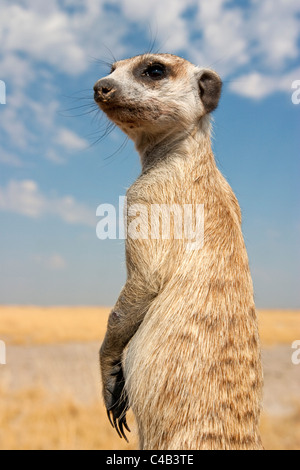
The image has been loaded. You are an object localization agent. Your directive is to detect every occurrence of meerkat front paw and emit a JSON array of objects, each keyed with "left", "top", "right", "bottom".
[{"left": 101, "top": 359, "right": 131, "bottom": 441}]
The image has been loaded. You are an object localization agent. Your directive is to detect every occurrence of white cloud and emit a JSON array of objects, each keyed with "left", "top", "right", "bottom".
[
  {"left": 229, "top": 66, "right": 300, "bottom": 99},
  {"left": 0, "top": 0, "right": 127, "bottom": 77},
  {"left": 0, "top": 179, "right": 95, "bottom": 227},
  {"left": 51, "top": 195, "right": 95, "bottom": 226},
  {"left": 249, "top": 0, "right": 300, "bottom": 69},
  {"left": 112, "top": 0, "right": 194, "bottom": 51},
  {"left": 195, "top": 0, "right": 300, "bottom": 97},
  {"left": 27, "top": 99, "right": 60, "bottom": 131},
  {"left": 0, "top": 147, "right": 24, "bottom": 167},
  {"left": 0, "top": 0, "right": 299, "bottom": 166},
  {"left": 0, "top": 89, "right": 60, "bottom": 152},
  {"left": 45, "top": 149, "right": 66, "bottom": 165},
  {"left": 0, "top": 106, "right": 33, "bottom": 149},
  {"left": 0, "top": 0, "right": 128, "bottom": 161},
  {"left": 0, "top": 0, "right": 298, "bottom": 151},
  {"left": 0, "top": 180, "right": 44, "bottom": 218},
  {"left": 1, "top": 3, "right": 86, "bottom": 75},
  {"left": 34, "top": 253, "right": 67, "bottom": 270},
  {"left": 191, "top": 0, "right": 249, "bottom": 74},
  {"left": 112, "top": 0, "right": 300, "bottom": 98},
  {"left": 55, "top": 128, "right": 88, "bottom": 151},
  {"left": 0, "top": 54, "right": 34, "bottom": 88}
]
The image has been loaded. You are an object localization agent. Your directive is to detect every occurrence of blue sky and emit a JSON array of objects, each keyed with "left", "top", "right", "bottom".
[{"left": 0, "top": 0, "right": 299, "bottom": 308}]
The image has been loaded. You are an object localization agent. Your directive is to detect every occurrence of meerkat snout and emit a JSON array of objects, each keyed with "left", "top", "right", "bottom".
[{"left": 94, "top": 79, "right": 117, "bottom": 103}]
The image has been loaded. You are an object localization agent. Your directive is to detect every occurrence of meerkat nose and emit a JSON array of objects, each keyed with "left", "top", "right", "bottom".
[{"left": 94, "top": 79, "right": 116, "bottom": 103}]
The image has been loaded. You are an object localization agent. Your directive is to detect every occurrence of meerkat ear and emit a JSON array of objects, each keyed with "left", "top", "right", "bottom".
[{"left": 198, "top": 69, "right": 222, "bottom": 114}]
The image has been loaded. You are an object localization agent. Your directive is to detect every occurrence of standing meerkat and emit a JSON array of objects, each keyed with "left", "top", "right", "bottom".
[{"left": 94, "top": 53, "right": 263, "bottom": 450}]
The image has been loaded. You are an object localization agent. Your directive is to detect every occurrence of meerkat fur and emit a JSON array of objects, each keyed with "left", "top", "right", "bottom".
[{"left": 94, "top": 53, "right": 264, "bottom": 450}]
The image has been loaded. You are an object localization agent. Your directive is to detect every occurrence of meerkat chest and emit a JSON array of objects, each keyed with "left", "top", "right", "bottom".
[{"left": 126, "top": 160, "right": 201, "bottom": 208}]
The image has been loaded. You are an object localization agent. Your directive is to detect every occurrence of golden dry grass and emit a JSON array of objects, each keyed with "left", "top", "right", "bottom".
[
  {"left": 0, "top": 385, "right": 138, "bottom": 450},
  {"left": 0, "top": 384, "right": 298, "bottom": 451},
  {"left": 260, "top": 405, "right": 300, "bottom": 450},
  {"left": 0, "top": 306, "right": 110, "bottom": 345},
  {"left": 258, "top": 310, "right": 300, "bottom": 346},
  {"left": 0, "top": 306, "right": 299, "bottom": 450},
  {"left": 0, "top": 306, "right": 299, "bottom": 347}
]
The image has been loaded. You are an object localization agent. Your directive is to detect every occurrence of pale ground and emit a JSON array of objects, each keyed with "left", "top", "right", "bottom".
[{"left": 0, "top": 307, "right": 299, "bottom": 450}]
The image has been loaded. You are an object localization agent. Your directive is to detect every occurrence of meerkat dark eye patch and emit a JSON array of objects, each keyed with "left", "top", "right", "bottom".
[{"left": 142, "top": 63, "right": 166, "bottom": 80}]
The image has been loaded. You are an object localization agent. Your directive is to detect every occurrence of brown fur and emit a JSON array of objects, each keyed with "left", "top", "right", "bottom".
[{"left": 95, "top": 54, "right": 263, "bottom": 450}]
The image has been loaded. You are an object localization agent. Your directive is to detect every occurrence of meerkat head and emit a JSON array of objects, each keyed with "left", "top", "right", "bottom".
[{"left": 94, "top": 53, "right": 222, "bottom": 146}]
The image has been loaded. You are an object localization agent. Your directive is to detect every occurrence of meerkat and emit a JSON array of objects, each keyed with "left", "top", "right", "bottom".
[{"left": 94, "top": 53, "right": 264, "bottom": 450}]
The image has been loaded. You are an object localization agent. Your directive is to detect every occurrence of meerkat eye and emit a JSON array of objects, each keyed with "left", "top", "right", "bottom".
[{"left": 143, "top": 64, "right": 166, "bottom": 80}]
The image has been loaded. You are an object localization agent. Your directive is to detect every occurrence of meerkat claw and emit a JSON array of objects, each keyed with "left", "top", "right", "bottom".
[
  {"left": 107, "top": 410, "right": 114, "bottom": 428},
  {"left": 118, "top": 416, "right": 130, "bottom": 442}
]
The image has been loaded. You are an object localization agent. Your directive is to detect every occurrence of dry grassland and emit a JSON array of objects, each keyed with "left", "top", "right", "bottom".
[
  {"left": 0, "top": 306, "right": 110, "bottom": 345},
  {"left": 0, "top": 307, "right": 299, "bottom": 450}
]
